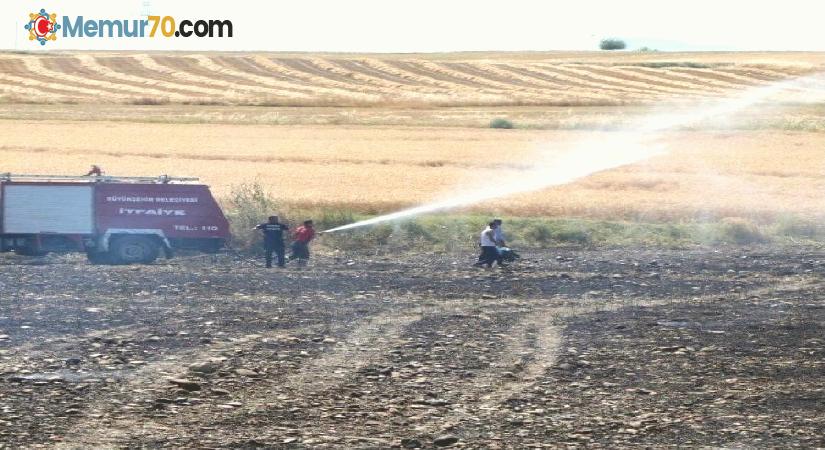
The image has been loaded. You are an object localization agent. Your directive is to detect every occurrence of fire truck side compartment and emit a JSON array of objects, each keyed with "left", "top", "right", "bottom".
[{"left": 2, "top": 184, "right": 94, "bottom": 234}]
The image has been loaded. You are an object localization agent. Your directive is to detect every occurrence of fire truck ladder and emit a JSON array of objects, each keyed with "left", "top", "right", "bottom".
[{"left": 0, "top": 173, "right": 199, "bottom": 184}]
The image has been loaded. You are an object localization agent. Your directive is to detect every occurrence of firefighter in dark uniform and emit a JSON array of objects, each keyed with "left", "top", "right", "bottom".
[{"left": 254, "top": 215, "right": 289, "bottom": 268}]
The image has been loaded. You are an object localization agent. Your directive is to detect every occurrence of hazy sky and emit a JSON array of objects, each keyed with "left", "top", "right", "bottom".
[{"left": 3, "top": 0, "right": 824, "bottom": 52}]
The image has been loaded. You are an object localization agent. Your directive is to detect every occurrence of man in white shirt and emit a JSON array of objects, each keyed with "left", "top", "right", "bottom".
[
  {"left": 475, "top": 218, "right": 507, "bottom": 267},
  {"left": 474, "top": 221, "right": 500, "bottom": 268}
]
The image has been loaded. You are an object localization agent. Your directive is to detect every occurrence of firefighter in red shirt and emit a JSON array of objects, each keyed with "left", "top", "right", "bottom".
[{"left": 289, "top": 220, "right": 316, "bottom": 267}]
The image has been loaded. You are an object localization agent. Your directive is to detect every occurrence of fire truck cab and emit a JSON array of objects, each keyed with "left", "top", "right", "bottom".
[{"left": 0, "top": 173, "right": 230, "bottom": 264}]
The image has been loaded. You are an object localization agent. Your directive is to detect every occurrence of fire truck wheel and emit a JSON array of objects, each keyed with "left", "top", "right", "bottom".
[{"left": 111, "top": 236, "right": 160, "bottom": 264}]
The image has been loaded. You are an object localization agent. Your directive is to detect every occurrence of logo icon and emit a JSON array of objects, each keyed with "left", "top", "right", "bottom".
[{"left": 25, "top": 9, "right": 60, "bottom": 45}]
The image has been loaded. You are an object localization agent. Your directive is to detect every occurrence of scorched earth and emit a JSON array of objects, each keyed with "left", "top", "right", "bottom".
[{"left": 0, "top": 248, "right": 823, "bottom": 448}]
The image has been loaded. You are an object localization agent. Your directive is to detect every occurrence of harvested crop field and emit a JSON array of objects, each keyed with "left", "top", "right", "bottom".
[
  {"left": 2, "top": 52, "right": 823, "bottom": 107},
  {"left": 1, "top": 118, "right": 823, "bottom": 222},
  {"left": 2, "top": 51, "right": 824, "bottom": 223},
  {"left": 2, "top": 51, "right": 824, "bottom": 222},
  {"left": 0, "top": 248, "right": 823, "bottom": 448}
]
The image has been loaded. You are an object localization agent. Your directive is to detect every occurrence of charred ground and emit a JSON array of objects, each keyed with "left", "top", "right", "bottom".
[{"left": 0, "top": 247, "right": 823, "bottom": 448}]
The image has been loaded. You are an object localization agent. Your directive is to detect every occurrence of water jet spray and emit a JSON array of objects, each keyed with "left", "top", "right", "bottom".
[{"left": 323, "top": 74, "right": 825, "bottom": 234}]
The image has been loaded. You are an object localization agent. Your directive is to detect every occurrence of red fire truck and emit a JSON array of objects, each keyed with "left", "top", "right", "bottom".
[{"left": 0, "top": 174, "right": 230, "bottom": 264}]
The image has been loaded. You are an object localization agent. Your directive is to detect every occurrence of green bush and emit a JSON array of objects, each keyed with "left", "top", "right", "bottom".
[
  {"left": 718, "top": 218, "right": 767, "bottom": 245},
  {"left": 599, "top": 39, "right": 626, "bottom": 50},
  {"left": 317, "top": 209, "right": 356, "bottom": 231},
  {"left": 555, "top": 228, "right": 592, "bottom": 245},
  {"left": 490, "top": 118, "right": 514, "bottom": 129},
  {"left": 773, "top": 216, "right": 820, "bottom": 239},
  {"left": 223, "top": 182, "right": 279, "bottom": 250},
  {"left": 423, "top": 217, "right": 488, "bottom": 252},
  {"left": 524, "top": 222, "right": 591, "bottom": 246},
  {"left": 400, "top": 220, "right": 435, "bottom": 242},
  {"left": 369, "top": 224, "right": 395, "bottom": 246},
  {"left": 323, "top": 224, "right": 394, "bottom": 252},
  {"left": 524, "top": 223, "right": 554, "bottom": 245}
]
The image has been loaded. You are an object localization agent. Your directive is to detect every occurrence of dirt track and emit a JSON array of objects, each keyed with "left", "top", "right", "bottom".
[{"left": 0, "top": 247, "right": 823, "bottom": 448}]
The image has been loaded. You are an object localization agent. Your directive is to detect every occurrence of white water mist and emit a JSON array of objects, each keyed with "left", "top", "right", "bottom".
[{"left": 324, "top": 74, "right": 825, "bottom": 233}]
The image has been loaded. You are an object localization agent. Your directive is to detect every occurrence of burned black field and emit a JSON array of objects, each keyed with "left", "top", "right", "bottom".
[{"left": 0, "top": 247, "right": 823, "bottom": 449}]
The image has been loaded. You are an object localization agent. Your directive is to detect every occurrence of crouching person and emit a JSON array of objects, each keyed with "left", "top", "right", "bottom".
[{"left": 290, "top": 220, "right": 316, "bottom": 267}]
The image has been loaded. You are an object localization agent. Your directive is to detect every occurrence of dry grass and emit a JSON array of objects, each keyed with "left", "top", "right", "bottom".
[
  {"left": 1, "top": 52, "right": 822, "bottom": 107},
  {"left": 0, "top": 115, "right": 823, "bottom": 223},
  {"left": 0, "top": 51, "right": 822, "bottom": 225}
]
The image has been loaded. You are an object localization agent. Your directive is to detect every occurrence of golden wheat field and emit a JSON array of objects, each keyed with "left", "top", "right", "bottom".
[
  {"left": 2, "top": 51, "right": 823, "bottom": 106},
  {"left": 1, "top": 51, "right": 824, "bottom": 222}
]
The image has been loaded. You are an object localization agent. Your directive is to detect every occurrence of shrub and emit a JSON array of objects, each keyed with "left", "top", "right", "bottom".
[
  {"left": 665, "top": 224, "right": 688, "bottom": 241},
  {"left": 524, "top": 222, "right": 591, "bottom": 246},
  {"left": 555, "top": 228, "right": 591, "bottom": 245},
  {"left": 369, "top": 224, "right": 395, "bottom": 246},
  {"left": 317, "top": 209, "right": 356, "bottom": 231},
  {"left": 599, "top": 39, "right": 626, "bottom": 50},
  {"left": 718, "top": 217, "right": 767, "bottom": 245},
  {"left": 524, "top": 223, "right": 554, "bottom": 245},
  {"left": 489, "top": 118, "right": 514, "bottom": 129},
  {"left": 223, "top": 182, "right": 279, "bottom": 250},
  {"left": 773, "top": 216, "right": 820, "bottom": 239},
  {"left": 400, "top": 220, "right": 434, "bottom": 243},
  {"left": 323, "top": 224, "right": 394, "bottom": 252}
]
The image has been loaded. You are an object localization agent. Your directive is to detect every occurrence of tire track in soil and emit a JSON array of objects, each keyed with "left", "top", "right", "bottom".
[
  {"left": 48, "top": 311, "right": 334, "bottom": 448},
  {"left": 405, "top": 293, "right": 759, "bottom": 444},
  {"left": 242, "top": 298, "right": 650, "bottom": 445},
  {"left": 175, "top": 311, "right": 425, "bottom": 447},
  {"left": 280, "top": 312, "right": 422, "bottom": 394},
  {"left": 474, "top": 313, "right": 562, "bottom": 412},
  {"left": 263, "top": 299, "right": 556, "bottom": 446},
  {"left": 51, "top": 309, "right": 421, "bottom": 447},
  {"left": 395, "top": 302, "right": 563, "bottom": 444}
]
